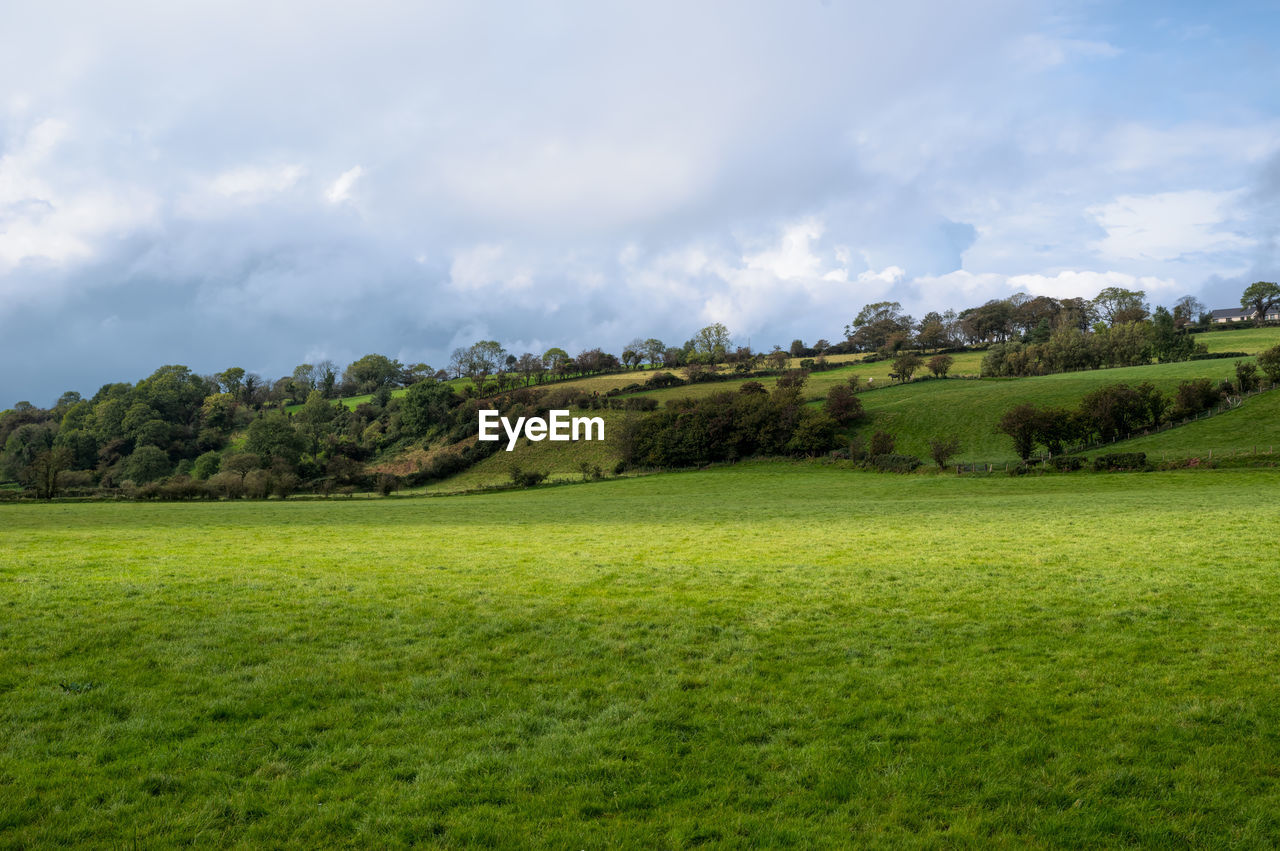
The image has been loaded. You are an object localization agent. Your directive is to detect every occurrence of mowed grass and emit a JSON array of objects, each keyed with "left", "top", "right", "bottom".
[
  {"left": 856, "top": 358, "right": 1248, "bottom": 463},
  {"left": 5, "top": 465, "right": 1280, "bottom": 846}
]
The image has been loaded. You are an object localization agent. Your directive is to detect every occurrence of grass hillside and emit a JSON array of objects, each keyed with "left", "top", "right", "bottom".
[
  {"left": 1091, "top": 388, "right": 1280, "bottom": 461},
  {"left": 1192, "top": 326, "right": 1280, "bottom": 353},
  {"left": 854, "top": 358, "right": 1248, "bottom": 463},
  {"left": 7, "top": 466, "right": 1280, "bottom": 845},
  {"left": 415, "top": 409, "right": 633, "bottom": 493}
]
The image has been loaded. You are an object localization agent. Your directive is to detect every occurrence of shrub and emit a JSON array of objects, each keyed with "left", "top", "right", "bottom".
[
  {"left": 376, "top": 473, "right": 400, "bottom": 496},
  {"left": 870, "top": 453, "right": 921, "bottom": 473},
  {"left": 824, "top": 384, "right": 864, "bottom": 426},
  {"left": 927, "top": 435, "right": 961, "bottom": 469},
  {"left": 645, "top": 371, "right": 685, "bottom": 389},
  {"left": 1235, "top": 361, "right": 1260, "bottom": 393},
  {"left": 508, "top": 464, "right": 548, "bottom": 487},
  {"left": 1092, "top": 452, "right": 1148, "bottom": 472},
  {"left": 869, "top": 430, "right": 895, "bottom": 456},
  {"left": 1050, "top": 456, "right": 1085, "bottom": 472}
]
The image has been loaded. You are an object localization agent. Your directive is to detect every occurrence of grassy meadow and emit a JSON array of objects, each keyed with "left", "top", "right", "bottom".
[{"left": 5, "top": 464, "right": 1280, "bottom": 846}]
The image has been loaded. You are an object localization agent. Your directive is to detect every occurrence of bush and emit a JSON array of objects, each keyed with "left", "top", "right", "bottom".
[
  {"left": 645, "top": 371, "right": 685, "bottom": 389},
  {"left": 1049, "top": 456, "right": 1084, "bottom": 472},
  {"left": 869, "top": 431, "right": 896, "bottom": 456},
  {"left": 508, "top": 464, "right": 548, "bottom": 487},
  {"left": 869, "top": 453, "right": 921, "bottom": 473},
  {"left": 1092, "top": 452, "right": 1148, "bottom": 472}
]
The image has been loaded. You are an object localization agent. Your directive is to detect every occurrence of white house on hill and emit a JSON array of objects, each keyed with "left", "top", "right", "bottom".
[{"left": 1210, "top": 306, "right": 1280, "bottom": 324}]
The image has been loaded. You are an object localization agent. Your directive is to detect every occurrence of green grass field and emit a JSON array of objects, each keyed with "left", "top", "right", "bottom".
[
  {"left": 1095, "top": 388, "right": 1280, "bottom": 462},
  {"left": 854, "top": 358, "right": 1250, "bottom": 463},
  {"left": 1191, "top": 326, "right": 1280, "bottom": 354},
  {"left": 5, "top": 464, "right": 1280, "bottom": 846}
]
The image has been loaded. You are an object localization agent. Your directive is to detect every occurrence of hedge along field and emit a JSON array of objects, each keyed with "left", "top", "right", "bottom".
[
  {"left": 855, "top": 357, "right": 1250, "bottom": 463},
  {"left": 6, "top": 464, "right": 1280, "bottom": 847}
]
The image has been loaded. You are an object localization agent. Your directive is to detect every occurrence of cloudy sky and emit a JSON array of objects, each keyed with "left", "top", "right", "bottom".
[{"left": 2, "top": 0, "right": 1278, "bottom": 406}]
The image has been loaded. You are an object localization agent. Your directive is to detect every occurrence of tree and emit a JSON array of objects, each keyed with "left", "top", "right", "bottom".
[
  {"left": 400, "top": 380, "right": 458, "bottom": 438},
  {"left": 916, "top": 313, "right": 949, "bottom": 351},
  {"left": 460, "top": 341, "right": 505, "bottom": 391},
  {"left": 542, "top": 347, "right": 570, "bottom": 374},
  {"left": 125, "top": 445, "right": 171, "bottom": 484},
  {"left": 845, "top": 302, "right": 913, "bottom": 351},
  {"left": 515, "top": 352, "right": 543, "bottom": 385},
  {"left": 824, "top": 385, "right": 864, "bottom": 426},
  {"left": 25, "top": 446, "right": 73, "bottom": 499},
  {"left": 1241, "top": 281, "right": 1280, "bottom": 324},
  {"left": 927, "top": 354, "right": 954, "bottom": 378},
  {"left": 245, "top": 412, "right": 306, "bottom": 467},
  {"left": 643, "top": 338, "right": 666, "bottom": 367},
  {"left": 1093, "top": 287, "right": 1148, "bottom": 325},
  {"left": 789, "top": 339, "right": 807, "bottom": 358},
  {"left": 997, "top": 403, "right": 1039, "bottom": 461},
  {"left": 692, "top": 323, "right": 732, "bottom": 360},
  {"left": 216, "top": 367, "right": 246, "bottom": 398},
  {"left": 1235, "top": 361, "right": 1260, "bottom": 393},
  {"left": 1257, "top": 345, "right": 1280, "bottom": 384},
  {"left": 927, "top": 436, "right": 961, "bottom": 469},
  {"left": 1173, "top": 295, "right": 1205, "bottom": 328},
  {"left": 343, "top": 354, "right": 404, "bottom": 395},
  {"left": 892, "top": 352, "right": 922, "bottom": 382}
]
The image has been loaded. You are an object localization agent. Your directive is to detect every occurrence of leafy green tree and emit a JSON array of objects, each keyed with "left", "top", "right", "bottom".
[
  {"left": 245, "top": 413, "right": 306, "bottom": 467},
  {"left": 343, "top": 354, "right": 404, "bottom": 394},
  {"left": 216, "top": 367, "right": 246, "bottom": 397},
  {"left": 400, "top": 380, "right": 458, "bottom": 438},
  {"left": 824, "top": 384, "right": 864, "bottom": 425},
  {"left": 125, "top": 445, "right": 171, "bottom": 484},
  {"left": 692, "top": 323, "right": 732, "bottom": 360},
  {"left": 192, "top": 451, "right": 222, "bottom": 480},
  {"left": 542, "top": 347, "right": 571, "bottom": 374},
  {"left": 25, "top": 446, "right": 73, "bottom": 499},
  {"left": 1093, "top": 287, "right": 1148, "bottom": 325},
  {"left": 927, "top": 436, "right": 961, "bottom": 469},
  {"left": 1235, "top": 361, "right": 1260, "bottom": 393},
  {"left": 1241, "top": 281, "right": 1280, "bottom": 324},
  {"left": 643, "top": 338, "right": 666, "bottom": 367},
  {"left": 845, "top": 302, "right": 913, "bottom": 351},
  {"left": 996, "top": 403, "right": 1040, "bottom": 461},
  {"left": 1256, "top": 345, "right": 1280, "bottom": 383},
  {"left": 892, "top": 352, "right": 923, "bottom": 382}
]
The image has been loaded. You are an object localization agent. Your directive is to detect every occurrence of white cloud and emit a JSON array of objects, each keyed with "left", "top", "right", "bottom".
[
  {"left": 326, "top": 165, "right": 364, "bottom": 204},
  {"left": 1088, "top": 189, "right": 1253, "bottom": 263},
  {"left": 209, "top": 164, "right": 305, "bottom": 200},
  {"left": 0, "top": 118, "right": 157, "bottom": 279}
]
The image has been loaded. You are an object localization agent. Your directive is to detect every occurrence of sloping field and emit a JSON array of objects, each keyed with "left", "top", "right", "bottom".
[
  {"left": 1192, "top": 326, "right": 1280, "bottom": 353},
  {"left": 417, "top": 409, "right": 633, "bottom": 493},
  {"left": 857, "top": 357, "right": 1248, "bottom": 463},
  {"left": 5, "top": 465, "right": 1280, "bottom": 846},
  {"left": 1093, "top": 388, "right": 1280, "bottom": 461}
]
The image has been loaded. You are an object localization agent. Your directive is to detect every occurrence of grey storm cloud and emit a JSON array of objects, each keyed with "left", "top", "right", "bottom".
[{"left": 1, "top": 0, "right": 1277, "bottom": 405}]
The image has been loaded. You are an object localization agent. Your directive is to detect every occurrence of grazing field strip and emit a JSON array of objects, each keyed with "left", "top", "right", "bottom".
[{"left": 3, "top": 465, "right": 1280, "bottom": 846}]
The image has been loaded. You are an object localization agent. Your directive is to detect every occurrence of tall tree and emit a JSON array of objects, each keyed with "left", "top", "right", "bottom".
[
  {"left": 1093, "top": 287, "right": 1148, "bottom": 325},
  {"left": 1172, "top": 295, "right": 1205, "bottom": 328},
  {"left": 692, "top": 323, "right": 732, "bottom": 360},
  {"left": 1241, "top": 281, "right": 1280, "bottom": 324}
]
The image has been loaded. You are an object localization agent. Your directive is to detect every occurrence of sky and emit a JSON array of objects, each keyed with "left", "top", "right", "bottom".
[{"left": 1, "top": 0, "right": 1278, "bottom": 407}]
